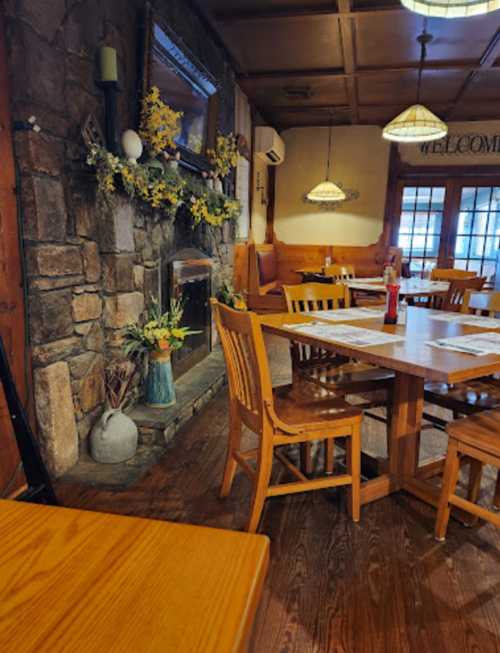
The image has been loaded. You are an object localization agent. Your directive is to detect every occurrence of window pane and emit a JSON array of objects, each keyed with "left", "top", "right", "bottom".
[
  {"left": 475, "top": 187, "right": 492, "bottom": 211},
  {"left": 482, "top": 260, "right": 496, "bottom": 282},
  {"left": 402, "top": 187, "right": 417, "bottom": 210},
  {"left": 428, "top": 212, "right": 443, "bottom": 233},
  {"left": 483, "top": 236, "right": 498, "bottom": 259},
  {"left": 414, "top": 212, "right": 429, "bottom": 231},
  {"left": 469, "top": 237, "right": 486, "bottom": 259},
  {"left": 455, "top": 236, "right": 470, "bottom": 258},
  {"left": 416, "top": 187, "right": 431, "bottom": 210},
  {"left": 454, "top": 259, "right": 467, "bottom": 270},
  {"left": 472, "top": 212, "right": 489, "bottom": 234},
  {"left": 457, "top": 211, "right": 473, "bottom": 235},
  {"left": 398, "top": 233, "right": 411, "bottom": 255},
  {"left": 467, "top": 260, "right": 482, "bottom": 275},
  {"left": 400, "top": 211, "right": 414, "bottom": 232},
  {"left": 487, "top": 212, "right": 500, "bottom": 236},
  {"left": 425, "top": 235, "right": 439, "bottom": 257},
  {"left": 460, "top": 188, "right": 476, "bottom": 211},
  {"left": 431, "top": 187, "right": 445, "bottom": 210},
  {"left": 423, "top": 259, "right": 437, "bottom": 274}
]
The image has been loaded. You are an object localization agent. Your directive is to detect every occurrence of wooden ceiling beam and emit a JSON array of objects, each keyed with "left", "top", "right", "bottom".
[
  {"left": 446, "top": 29, "right": 500, "bottom": 119},
  {"left": 337, "top": 0, "right": 359, "bottom": 124},
  {"left": 237, "top": 60, "right": 486, "bottom": 82}
]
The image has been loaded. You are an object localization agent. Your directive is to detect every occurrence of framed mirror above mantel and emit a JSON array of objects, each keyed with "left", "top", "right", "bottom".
[{"left": 140, "top": 5, "right": 219, "bottom": 174}]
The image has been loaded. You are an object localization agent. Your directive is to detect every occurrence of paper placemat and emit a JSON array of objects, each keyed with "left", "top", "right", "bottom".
[
  {"left": 429, "top": 312, "right": 500, "bottom": 329},
  {"left": 307, "top": 307, "right": 385, "bottom": 322},
  {"left": 427, "top": 332, "right": 500, "bottom": 356},
  {"left": 284, "top": 322, "right": 406, "bottom": 348}
]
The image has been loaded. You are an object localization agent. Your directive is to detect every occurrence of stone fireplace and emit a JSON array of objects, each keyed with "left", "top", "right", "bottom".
[{"left": 162, "top": 249, "right": 213, "bottom": 379}]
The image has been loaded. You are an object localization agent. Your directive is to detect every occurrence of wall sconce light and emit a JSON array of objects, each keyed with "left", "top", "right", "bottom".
[{"left": 256, "top": 171, "right": 268, "bottom": 206}]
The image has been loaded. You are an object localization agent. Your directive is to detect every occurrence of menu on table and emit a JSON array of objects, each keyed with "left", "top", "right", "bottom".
[
  {"left": 307, "top": 307, "right": 385, "bottom": 322},
  {"left": 429, "top": 312, "right": 500, "bottom": 329},
  {"left": 284, "top": 322, "right": 406, "bottom": 347},
  {"left": 427, "top": 331, "right": 500, "bottom": 356}
]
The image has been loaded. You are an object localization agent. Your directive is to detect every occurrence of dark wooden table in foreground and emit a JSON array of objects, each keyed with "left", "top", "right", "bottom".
[
  {"left": 260, "top": 307, "right": 500, "bottom": 509},
  {"left": 0, "top": 500, "right": 269, "bottom": 653}
]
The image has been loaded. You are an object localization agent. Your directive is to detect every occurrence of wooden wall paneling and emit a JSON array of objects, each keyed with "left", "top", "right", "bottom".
[
  {"left": 0, "top": 9, "right": 26, "bottom": 495},
  {"left": 265, "top": 165, "right": 275, "bottom": 243}
]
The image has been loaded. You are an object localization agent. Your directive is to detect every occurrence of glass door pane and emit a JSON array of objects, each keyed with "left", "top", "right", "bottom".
[
  {"left": 454, "top": 187, "right": 500, "bottom": 284},
  {"left": 397, "top": 185, "right": 445, "bottom": 278}
]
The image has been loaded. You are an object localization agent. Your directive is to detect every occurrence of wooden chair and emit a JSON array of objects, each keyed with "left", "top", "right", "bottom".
[
  {"left": 441, "top": 276, "right": 486, "bottom": 312},
  {"left": 211, "top": 299, "right": 363, "bottom": 533},
  {"left": 283, "top": 283, "right": 394, "bottom": 470},
  {"left": 324, "top": 264, "right": 355, "bottom": 281},
  {"left": 461, "top": 290, "right": 500, "bottom": 317},
  {"left": 0, "top": 336, "right": 57, "bottom": 505},
  {"left": 435, "top": 409, "right": 500, "bottom": 541},
  {"left": 431, "top": 268, "right": 477, "bottom": 282}
]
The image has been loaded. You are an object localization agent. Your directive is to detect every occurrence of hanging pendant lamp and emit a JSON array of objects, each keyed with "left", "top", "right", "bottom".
[
  {"left": 306, "top": 113, "right": 346, "bottom": 203},
  {"left": 401, "top": 0, "right": 499, "bottom": 18},
  {"left": 383, "top": 28, "right": 448, "bottom": 144}
]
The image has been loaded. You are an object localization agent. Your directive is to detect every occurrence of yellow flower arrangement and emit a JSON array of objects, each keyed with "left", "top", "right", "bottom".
[
  {"left": 124, "top": 298, "right": 198, "bottom": 356},
  {"left": 139, "top": 86, "right": 183, "bottom": 156},
  {"left": 207, "top": 133, "right": 238, "bottom": 178}
]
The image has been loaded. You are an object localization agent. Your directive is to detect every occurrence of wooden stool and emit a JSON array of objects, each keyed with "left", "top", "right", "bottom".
[{"left": 435, "top": 409, "right": 500, "bottom": 542}]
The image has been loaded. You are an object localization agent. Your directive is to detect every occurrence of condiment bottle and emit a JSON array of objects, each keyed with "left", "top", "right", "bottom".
[{"left": 384, "top": 283, "right": 400, "bottom": 325}]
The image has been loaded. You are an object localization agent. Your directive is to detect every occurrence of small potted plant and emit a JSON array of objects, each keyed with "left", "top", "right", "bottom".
[
  {"left": 124, "top": 298, "right": 198, "bottom": 408},
  {"left": 216, "top": 281, "right": 247, "bottom": 311}
]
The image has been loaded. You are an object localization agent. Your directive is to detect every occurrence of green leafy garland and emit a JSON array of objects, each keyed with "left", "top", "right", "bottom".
[{"left": 86, "top": 86, "right": 241, "bottom": 228}]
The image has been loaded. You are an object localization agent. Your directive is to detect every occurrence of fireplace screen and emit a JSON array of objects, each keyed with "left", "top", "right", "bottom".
[{"left": 163, "top": 251, "right": 212, "bottom": 378}]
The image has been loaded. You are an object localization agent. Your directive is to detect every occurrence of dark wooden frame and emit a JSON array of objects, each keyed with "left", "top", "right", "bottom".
[
  {"left": 384, "top": 154, "right": 500, "bottom": 278},
  {"left": 140, "top": 5, "right": 219, "bottom": 173}
]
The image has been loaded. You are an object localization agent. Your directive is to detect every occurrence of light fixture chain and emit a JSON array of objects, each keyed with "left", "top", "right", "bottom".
[
  {"left": 416, "top": 18, "right": 429, "bottom": 105},
  {"left": 326, "top": 111, "right": 333, "bottom": 180}
]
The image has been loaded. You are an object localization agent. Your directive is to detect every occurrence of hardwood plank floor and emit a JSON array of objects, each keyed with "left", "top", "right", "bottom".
[{"left": 56, "top": 337, "right": 500, "bottom": 653}]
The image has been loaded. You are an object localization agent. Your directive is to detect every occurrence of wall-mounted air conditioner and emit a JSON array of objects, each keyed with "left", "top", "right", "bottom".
[{"left": 255, "top": 127, "right": 285, "bottom": 165}]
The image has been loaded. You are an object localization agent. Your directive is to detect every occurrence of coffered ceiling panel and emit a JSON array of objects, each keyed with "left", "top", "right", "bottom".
[
  {"left": 267, "top": 106, "right": 352, "bottom": 129},
  {"left": 355, "top": 14, "right": 498, "bottom": 68},
  {"left": 357, "top": 69, "right": 469, "bottom": 105},
  {"left": 238, "top": 75, "right": 349, "bottom": 108},
  {"left": 217, "top": 15, "right": 343, "bottom": 73},
  {"left": 461, "top": 71, "right": 500, "bottom": 102}
]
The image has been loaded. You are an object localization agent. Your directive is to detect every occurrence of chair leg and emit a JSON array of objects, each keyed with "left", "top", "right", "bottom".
[
  {"left": 300, "top": 442, "right": 313, "bottom": 475},
  {"left": 220, "top": 406, "right": 242, "bottom": 499},
  {"left": 325, "top": 439, "right": 335, "bottom": 474},
  {"left": 345, "top": 425, "right": 361, "bottom": 523},
  {"left": 435, "top": 439, "right": 461, "bottom": 542},
  {"left": 494, "top": 471, "right": 500, "bottom": 511},
  {"left": 465, "top": 459, "right": 483, "bottom": 526},
  {"left": 246, "top": 444, "right": 273, "bottom": 534}
]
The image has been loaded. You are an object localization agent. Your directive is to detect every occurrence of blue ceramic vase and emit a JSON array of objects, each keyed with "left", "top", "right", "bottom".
[{"left": 146, "top": 350, "right": 176, "bottom": 408}]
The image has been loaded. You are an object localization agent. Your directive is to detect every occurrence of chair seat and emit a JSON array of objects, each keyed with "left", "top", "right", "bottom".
[
  {"left": 425, "top": 379, "right": 500, "bottom": 415},
  {"left": 303, "top": 361, "right": 394, "bottom": 394},
  {"left": 273, "top": 384, "right": 362, "bottom": 431},
  {"left": 448, "top": 409, "right": 500, "bottom": 457}
]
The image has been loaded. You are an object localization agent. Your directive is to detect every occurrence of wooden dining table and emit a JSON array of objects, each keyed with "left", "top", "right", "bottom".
[
  {"left": 260, "top": 307, "right": 500, "bottom": 509},
  {"left": 0, "top": 500, "right": 269, "bottom": 653}
]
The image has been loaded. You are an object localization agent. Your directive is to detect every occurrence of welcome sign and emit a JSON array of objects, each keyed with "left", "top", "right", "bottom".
[
  {"left": 398, "top": 121, "right": 500, "bottom": 166},
  {"left": 419, "top": 133, "right": 500, "bottom": 156}
]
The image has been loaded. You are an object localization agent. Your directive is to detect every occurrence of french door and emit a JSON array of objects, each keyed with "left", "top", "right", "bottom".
[{"left": 393, "top": 178, "right": 500, "bottom": 284}]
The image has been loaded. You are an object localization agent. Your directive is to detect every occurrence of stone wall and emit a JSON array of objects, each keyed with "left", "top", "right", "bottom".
[{"left": 4, "top": 0, "right": 236, "bottom": 476}]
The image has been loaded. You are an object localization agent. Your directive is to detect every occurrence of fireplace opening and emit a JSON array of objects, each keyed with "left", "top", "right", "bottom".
[{"left": 162, "top": 249, "right": 213, "bottom": 379}]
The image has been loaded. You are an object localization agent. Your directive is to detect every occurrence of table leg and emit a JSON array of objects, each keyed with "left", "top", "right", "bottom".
[{"left": 360, "top": 372, "right": 424, "bottom": 506}]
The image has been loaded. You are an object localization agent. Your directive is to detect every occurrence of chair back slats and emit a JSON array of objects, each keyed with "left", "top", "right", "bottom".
[
  {"left": 283, "top": 283, "right": 350, "bottom": 366},
  {"left": 211, "top": 300, "right": 273, "bottom": 431},
  {"left": 442, "top": 277, "right": 486, "bottom": 312},
  {"left": 283, "top": 283, "right": 350, "bottom": 313},
  {"left": 323, "top": 264, "right": 355, "bottom": 281},
  {"left": 462, "top": 290, "right": 500, "bottom": 317},
  {"left": 431, "top": 268, "right": 477, "bottom": 281}
]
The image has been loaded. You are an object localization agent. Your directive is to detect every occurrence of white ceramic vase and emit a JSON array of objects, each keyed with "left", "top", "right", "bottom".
[{"left": 90, "top": 408, "right": 138, "bottom": 463}]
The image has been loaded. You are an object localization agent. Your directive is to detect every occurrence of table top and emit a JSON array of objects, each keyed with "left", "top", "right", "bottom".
[
  {"left": 260, "top": 306, "right": 500, "bottom": 383},
  {"left": 295, "top": 272, "right": 449, "bottom": 298},
  {"left": 0, "top": 500, "right": 269, "bottom": 653},
  {"left": 345, "top": 278, "right": 449, "bottom": 297}
]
